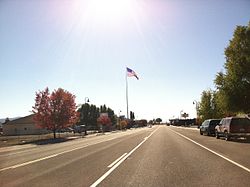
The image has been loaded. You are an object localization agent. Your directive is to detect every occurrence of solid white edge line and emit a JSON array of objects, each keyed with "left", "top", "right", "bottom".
[
  {"left": 0, "top": 128, "right": 153, "bottom": 172},
  {"left": 0, "top": 144, "right": 92, "bottom": 172},
  {"left": 11, "top": 154, "right": 59, "bottom": 169},
  {"left": 108, "top": 153, "right": 128, "bottom": 168},
  {"left": 90, "top": 126, "right": 160, "bottom": 187},
  {"left": 0, "top": 154, "right": 59, "bottom": 171},
  {"left": 0, "top": 138, "right": 119, "bottom": 172},
  {"left": 169, "top": 128, "right": 250, "bottom": 173}
]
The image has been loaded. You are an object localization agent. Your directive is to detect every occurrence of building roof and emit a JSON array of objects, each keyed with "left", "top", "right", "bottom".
[{"left": 4, "top": 114, "right": 35, "bottom": 125}]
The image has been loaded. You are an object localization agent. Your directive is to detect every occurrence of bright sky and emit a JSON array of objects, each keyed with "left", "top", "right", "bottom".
[{"left": 0, "top": 0, "right": 249, "bottom": 121}]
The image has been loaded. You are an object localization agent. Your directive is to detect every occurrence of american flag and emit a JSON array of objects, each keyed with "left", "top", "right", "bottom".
[{"left": 126, "top": 67, "right": 139, "bottom": 80}]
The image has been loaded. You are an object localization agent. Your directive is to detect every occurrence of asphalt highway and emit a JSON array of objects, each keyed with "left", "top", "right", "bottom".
[{"left": 0, "top": 126, "right": 249, "bottom": 187}]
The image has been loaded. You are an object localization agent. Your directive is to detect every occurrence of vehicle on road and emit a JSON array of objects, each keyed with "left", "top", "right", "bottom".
[
  {"left": 215, "top": 117, "right": 250, "bottom": 141},
  {"left": 200, "top": 119, "right": 220, "bottom": 136}
]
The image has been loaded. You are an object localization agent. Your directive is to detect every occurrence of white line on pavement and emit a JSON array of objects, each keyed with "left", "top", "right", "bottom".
[
  {"left": 169, "top": 128, "right": 250, "bottom": 173},
  {"left": 11, "top": 154, "right": 59, "bottom": 169},
  {"left": 0, "top": 154, "right": 59, "bottom": 171},
  {"left": 0, "top": 137, "right": 120, "bottom": 172},
  {"left": 0, "top": 144, "right": 88, "bottom": 172},
  {"left": 108, "top": 153, "right": 127, "bottom": 168},
  {"left": 90, "top": 126, "right": 160, "bottom": 187}
]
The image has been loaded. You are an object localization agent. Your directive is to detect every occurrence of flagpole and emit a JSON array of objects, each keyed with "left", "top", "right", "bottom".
[{"left": 126, "top": 69, "right": 129, "bottom": 119}]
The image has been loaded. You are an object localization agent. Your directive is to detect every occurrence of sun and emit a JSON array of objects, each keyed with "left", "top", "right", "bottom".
[
  {"left": 89, "top": 0, "right": 132, "bottom": 17},
  {"left": 86, "top": 0, "right": 135, "bottom": 24}
]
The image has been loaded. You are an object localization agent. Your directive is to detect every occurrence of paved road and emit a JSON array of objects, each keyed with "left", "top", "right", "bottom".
[{"left": 0, "top": 126, "right": 249, "bottom": 187}]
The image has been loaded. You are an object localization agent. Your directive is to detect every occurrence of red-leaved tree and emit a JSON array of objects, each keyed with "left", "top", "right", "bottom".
[
  {"left": 32, "top": 87, "right": 79, "bottom": 138},
  {"left": 97, "top": 114, "right": 111, "bottom": 132}
]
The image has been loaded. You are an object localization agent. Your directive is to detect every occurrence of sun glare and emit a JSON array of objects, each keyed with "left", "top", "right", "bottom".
[{"left": 87, "top": 0, "right": 134, "bottom": 24}]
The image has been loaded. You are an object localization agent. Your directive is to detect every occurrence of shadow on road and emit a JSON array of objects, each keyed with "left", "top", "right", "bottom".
[
  {"left": 218, "top": 137, "right": 250, "bottom": 144},
  {"left": 229, "top": 138, "right": 250, "bottom": 144}
]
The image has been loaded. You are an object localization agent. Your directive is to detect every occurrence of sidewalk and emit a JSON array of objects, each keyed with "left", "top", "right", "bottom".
[
  {"left": 170, "top": 125, "right": 200, "bottom": 131},
  {"left": 0, "top": 132, "right": 90, "bottom": 148},
  {"left": 0, "top": 129, "right": 123, "bottom": 149},
  {"left": 0, "top": 127, "right": 145, "bottom": 150}
]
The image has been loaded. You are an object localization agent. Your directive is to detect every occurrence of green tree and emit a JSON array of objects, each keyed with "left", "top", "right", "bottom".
[
  {"left": 100, "top": 104, "right": 107, "bottom": 113},
  {"left": 78, "top": 103, "right": 99, "bottom": 130},
  {"left": 107, "top": 107, "right": 116, "bottom": 126},
  {"left": 199, "top": 89, "right": 225, "bottom": 121},
  {"left": 199, "top": 90, "right": 217, "bottom": 121},
  {"left": 215, "top": 22, "right": 250, "bottom": 114},
  {"left": 78, "top": 103, "right": 117, "bottom": 131},
  {"left": 88, "top": 104, "right": 99, "bottom": 129},
  {"left": 212, "top": 90, "right": 229, "bottom": 117},
  {"left": 156, "top": 118, "right": 162, "bottom": 123}
]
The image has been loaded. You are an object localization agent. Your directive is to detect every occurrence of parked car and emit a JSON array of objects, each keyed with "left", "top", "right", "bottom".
[
  {"left": 56, "top": 127, "right": 74, "bottom": 133},
  {"left": 215, "top": 117, "right": 250, "bottom": 141},
  {"left": 73, "top": 125, "right": 87, "bottom": 135},
  {"left": 200, "top": 119, "right": 221, "bottom": 136}
]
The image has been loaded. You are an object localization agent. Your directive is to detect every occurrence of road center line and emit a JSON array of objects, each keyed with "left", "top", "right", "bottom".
[
  {"left": 169, "top": 128, "right": 250, "bottom": 173},
  {"left": 90, "top": 126, "right": 160, "bottom": 187},
  {"left": 108, "top": 153, "right": 127, "bottom": 168}
]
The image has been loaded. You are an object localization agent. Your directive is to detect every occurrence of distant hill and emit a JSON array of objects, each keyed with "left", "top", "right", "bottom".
[{"left": 0, "top": 119, "right": 6, "bottom": 123}]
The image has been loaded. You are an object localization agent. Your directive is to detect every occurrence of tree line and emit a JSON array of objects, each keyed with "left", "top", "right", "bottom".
[
  {"left": 32, "top": 87, "right": 117, "bottom": 138},
  {"left": 198, "top": 22, "right": 250, "bottom": 122},
  {"left": 32, "top": 87, "right": 164, "bottom": 138},
  {"left": 77, "top": 103, "right": 116, "bottom": 131}
]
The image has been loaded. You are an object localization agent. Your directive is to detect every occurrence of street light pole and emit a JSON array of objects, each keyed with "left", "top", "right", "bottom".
[
  {"left": 83, "top": 97, "right": 90, "bottom": 135},
  {"left": 180, "top": 110, "right": 183, "bottom": 119},
  {"left": 118, "top": 110, "right": 121, "bottom": 130},
  {"left": 193, "top": 100, "right": 199, "bottom": 126},
  {"left": 85, "top": 97, "right": 90, "bottom": 104},
  {"left": 193, "top": 100, "right": 198, "bottom": 118}
]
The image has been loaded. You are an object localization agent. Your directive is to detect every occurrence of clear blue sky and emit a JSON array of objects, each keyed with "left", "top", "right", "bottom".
[{"left": 0, "top": 0, "right": 249, "bottom": 121}]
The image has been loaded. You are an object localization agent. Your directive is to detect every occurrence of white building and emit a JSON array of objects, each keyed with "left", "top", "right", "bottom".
[{"left": 3, "top": 115, "right": 48, "bottom": 135}]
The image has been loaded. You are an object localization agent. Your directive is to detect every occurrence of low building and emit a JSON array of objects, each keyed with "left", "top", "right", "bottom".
[{"left": 2, "top": 114, "right": 48, "bottom": 135}]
